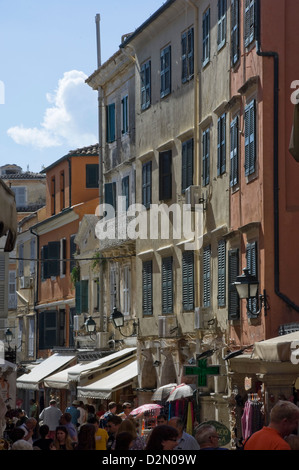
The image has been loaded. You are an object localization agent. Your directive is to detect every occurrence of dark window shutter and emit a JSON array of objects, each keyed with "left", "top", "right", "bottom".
[
  {"left": 75, "top": 281, "right": 81, "bottom": 314},
  {"left": 218, "top": 240, "right": 226, "bottom": 307},
  {"left": 217, "top": 114, "right": 226, "bottom": 176},
  {"left": 162, "top": 257, "right": 173, "bottom": 314},
  {"left": 202, "top": 8, "right": 210, "bottom": 66},
  {"left": 142, "top": 161, "right": 152, "bottom": 208},
  {"left": 121, "top": 176, "right": 130, "bottom": 211},
  {"left": 228, "top": 249, "right": 240, "bottom": 320},
  {"left": 75, "top": 280, "right": 89, "bottom": 314},
  {"left": 231, "top": 0, "right": 240, "bottom": 65},
  {"left": 106, "top": 103, "right": 115, "bottom": 143},
  {"left": 141, "top": 60, "right": 151, "bottom": 110},
  {"left": 62, "top": 238, "right": 67, "bottom": 275},
  {"left": 182, "top": 139, "right": 193, "bottom": 192},
  {"left": 245, "top": 100, "right": 256, "bottom": 176},
  {"left": 159, "top": 151, "right": 172, "bottom": 200},
  {"left": 86, "top": 164, "right": 99, "bottom": 188},
  {"left": 202, "top": 128, "right": 210, "bottom": 186},
  {"left": 48, "top": 241, "right": 60, "bottom": 277},
  {"left": 203, "top": 245, "right": 211, "bottom": 308},
  {"left": 161, "top": 45, "right": 171, "bottom": 98},
  {"left": 230, "top": 116, "right": 239, "bottom": 186},
  {"left": 142, "top": 260, "right": 153, "bottom": 316},
  {"left": 246, "top": 241, "right": 258, "bottom": 316},
  {"left": 181, "top": 32, "right": 187, "bottom": 83},
  {"left": 182, "top": 251, "right": 194, "bottom": 311},
  {"left": 244, "top": 0, "right": 255, "bottom": 47},
  {"left": 105, "top": 182, "right": 116, "bottom": 211},
  {"left": 39, "top": 311, "right": 57, "bottom": 350}
]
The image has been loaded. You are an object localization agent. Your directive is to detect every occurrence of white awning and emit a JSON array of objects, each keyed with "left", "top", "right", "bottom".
[
  {"left": 17, "top": 353, "right": 76, "bottom": 390},
  {"left": 77, "top": 360, "right": 138, "bottom": 400},
  {"left": 43, "top": 347, "right": 136, "bottom": 389},
  {"left": 252, "top": 331, "right": 299, "bottom": 362}
]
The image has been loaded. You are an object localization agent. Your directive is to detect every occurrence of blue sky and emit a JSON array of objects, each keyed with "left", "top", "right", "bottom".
[{"left": 0, "top": 0, "right": 165, "bottom": 173}]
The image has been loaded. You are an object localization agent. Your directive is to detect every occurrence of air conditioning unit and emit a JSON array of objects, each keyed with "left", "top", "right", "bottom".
[
  {"left": 19, "top": 276, "right": 30, "bottom": 289},
  {"left": 185, "top": 185, "right": 201, "bottom": 209},
  {"left": 96, "top": 332, "right": 110, "bottom": 349},
  {"left": 158, "top": 316, "right": 179, "bottom": 338}
]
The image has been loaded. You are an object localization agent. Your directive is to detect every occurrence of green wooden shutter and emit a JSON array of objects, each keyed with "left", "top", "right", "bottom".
[
  {"left": 203, "top": 245, "right": 211, "bottom": 307},
  {"left": 217, "top": 114, "right": 226, "bottom": 176},
  {"left": 81, "top": 280, "right": 89, "bottom": 314},
  {"left": 218, "top": 240, "right": 226, "bottom": 307},
  {"left": 75, "top": 281, "right": 81, "bottom": 314},
  {"left": 202, "top": 128, "right": 210, "bottom": 186},
  {"left": 162, "top": 257, "right": 173, "bottom": 314},
  {"left": 106, "top": 103, "right": 115, "bottom": 143},
  {"left": 143, "top": 260, "right": 153, "bottom": 316},
  {"left": 182, "top": 251, "right": 194, "bottom": 311},
  {"left": 142, "top": 161, "right": 152, "bottom": 208},
  {"left": 86, "top": 164, "right": 99, "bottom": 188},
  {"left": 121, "top": 176, "right": 130, "bottom": 211},
  {"left": 228, "top": 249, "right": 240, "bottom": 320},
  {"left": 230, "top": 116, "right": 239, "bottom": 186}
]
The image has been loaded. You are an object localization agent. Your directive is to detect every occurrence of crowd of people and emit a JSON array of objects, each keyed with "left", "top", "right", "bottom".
[{"left": 1, "top": 398, "right": 299, "bottom": 451}]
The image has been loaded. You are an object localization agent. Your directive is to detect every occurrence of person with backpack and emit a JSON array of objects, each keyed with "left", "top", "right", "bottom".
[{"left": 99, "top": 401, "right": 117, "bottom": 429}]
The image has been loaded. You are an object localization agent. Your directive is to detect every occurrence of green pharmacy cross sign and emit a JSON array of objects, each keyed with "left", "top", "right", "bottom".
[{"left": 184, "top": 358, "right": 220, "bottom": 387}]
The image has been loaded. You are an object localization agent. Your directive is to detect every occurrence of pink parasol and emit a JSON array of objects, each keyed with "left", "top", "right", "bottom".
[{"left": 130, "top": 403, "right": 162, "bottom": 417}]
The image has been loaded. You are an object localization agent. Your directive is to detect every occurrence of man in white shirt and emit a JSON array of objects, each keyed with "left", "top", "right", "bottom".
[
  {"left": 18, "top": 418, "right": 37, "bottom": 445},
  {"left": 168, "top": 416, "right": 200, "bottom": 450},
  {"left": 39, "top": 399, "right": 62, "bottom": 439}
]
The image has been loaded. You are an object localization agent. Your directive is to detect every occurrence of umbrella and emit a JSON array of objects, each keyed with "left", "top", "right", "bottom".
[
  {"left": 166, "top": 383, "right": 194, "bottom": 402},
  {"left": 130, "top": 403, "right": 162, "bottom": 417},
  {"left": 151, "top": 383, "right": 177, "bottom": 402}
]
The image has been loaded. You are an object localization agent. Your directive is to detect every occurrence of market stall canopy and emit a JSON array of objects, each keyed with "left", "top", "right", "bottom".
[
  {"left": 252, "top": 331, "right": 299, "bottom": 362},
  {"left": 166, "top": 383, "right": 195, "bottom": 402},
  {"left": 17, "top": 353, "right": 76, "bottom": 390},
  {"left": 0, "top": 180, "right": 17, "bottom": 252},
  {"left": 151, "top": 383, "right": 177, "bottom": 402},
  {"left": 43, "top": 347, "right": 136, "bottom": 389},
  {"left": 77, "top": 360, "right": 138, "bottom": 400}
]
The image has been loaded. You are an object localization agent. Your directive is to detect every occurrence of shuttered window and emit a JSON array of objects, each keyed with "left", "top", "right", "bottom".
[
  {"left": 121, "top": 176, "right": 130, "bottom": 211},
  {"left": 159, "top": 151, "right": 172, "bottom": 200},
  {"left": 48, "top": 241, "right": 60, "bottom": 277},
  {"left": 75, "top": 280, "right": 89, "bottom": 314},
  {"left": 182, "top": 139, "right": 193, "bottom": 192},
  {"left": 141, "top": 60, "right": 151, "bottom": 110},
  {"left": 217, "top": 113, "right": 226, "bottom": 176},
  {"left": 106, "top": 103, "right": 116, "bottom": 143},
  {"left": 217, "top": 0, "right": 227, "bottom": 50},
  {"left": 231, "top": 0, "right": 240, "bottom": 65},
  {"left": 142, "top": 260, "right": 153, "bottom": 316},
  {"left": 245, "top": 100, "right": 256, "bottom": 176},
  {"left": 202, "top": 8, "right": 210, "bottom": 66},
  {"left": 218, "top": 240, "right": 226, "bottom": 307},
  {"left": 202, "top": 128, "right": 210, "bottom": 186},
  {"left": 182, "top": 27, "right": 194, "bottom": 83},
  {"left": 161, "top": 45, "right": 171, "bottom": 98},
  {"left": 230, "top": 116, "right": 239, "bottom": 186},
  {"left": 39, "top": 311, "right": 57, "bottom": 350},
  {"left": 228, "top": 249, "right": 240, "bottom": 320},
  {"left": 86, "top": 164, "right": 99, "bottom": 188},
  {"left": 246, "top": 241, "right": 258, "bottom": 317},
  {"left": 182, "top": 251, "right": 194, "bottom": 311},
  {"left": 121, "top": 95, "right": 129, "bottom": 134},
  {"left": 244, "top": 0, "right": 255, "bottom": 47},
  {"left": 203, "top": 245, "right": 211, "bottom": 308},
  {"left": 142, "top": 161, "right": 152, "bottom": 209},
  {"left": 105, "top": 182, "right": 117, "bottom": 212},
  {"left": 162, "top": 257, "right": 173, "bottom": 314}
]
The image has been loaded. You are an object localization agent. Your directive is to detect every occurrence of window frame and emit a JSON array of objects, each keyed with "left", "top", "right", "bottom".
[
  {"left": 141, "top": 60, "right": 151, "bottom": 110},
  {"left": 182, "top": 27, "right": 194, "bottom": 83},
  {"left": 217, "top": 113, "right": 226, "bottom": 176},
  {"left": 202, "top": 8, "right": 210, "bottom": 67},
  {"left": 106, "top": 102, "right": 116, "bottom": 143},
  {"left": 230, "top": 115, "right": 239, "bottom": 187},
  {"left": 217, "top": 0, "right": 227, "bottom": 51},
  {"left": 142, "top": 260, "right": 153, "bottom": 316},
  {"left": 160, "top": 45, "right": 171, "bottom": 98},
  {"left": 244, "top": 99, "right": 256, "bottom": 177}
]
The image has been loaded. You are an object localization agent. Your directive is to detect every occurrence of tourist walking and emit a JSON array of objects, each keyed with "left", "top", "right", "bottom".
[
  {"left": 168, "top": 416, "right": 200, "bottom": 450},
  {"left": 39, "top": 399, "right": 62, "bottom": 440}
]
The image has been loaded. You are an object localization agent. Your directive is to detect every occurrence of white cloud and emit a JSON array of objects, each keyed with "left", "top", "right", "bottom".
[{"left": 7, "top": 70, "right": 98, "bottom": 149}]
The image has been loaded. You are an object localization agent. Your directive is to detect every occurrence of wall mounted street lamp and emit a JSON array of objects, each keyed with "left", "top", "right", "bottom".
[
  {"left": 84, "top": 316, "right": 96, "bottom": 338},
  {"left": 111, "top": 307, "right": 139, "bottom": 338},
  {"left": 234, "top": 268, "right": 269, "bottom": 316},
  {"left": 5, "top": 328, "right": 13, "bottom": 350}
]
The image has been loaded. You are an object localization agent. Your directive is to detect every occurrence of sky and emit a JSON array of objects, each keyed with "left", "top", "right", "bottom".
[{"left": 0, "top": 0, "right": 166, "bottom": 173}]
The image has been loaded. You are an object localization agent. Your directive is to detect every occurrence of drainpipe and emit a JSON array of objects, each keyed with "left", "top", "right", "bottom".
[
  {"left": 256, "top": 0, "right": 299, "bottom": 313},
  {"left": 67, "top": 157, "right": 72, "bottom": 207},
  {"left": 95, "top": 14, "right": 105, "bottom": 332},
  {"left": 30, "top": 227, "right": 39, "bottom": 359}
]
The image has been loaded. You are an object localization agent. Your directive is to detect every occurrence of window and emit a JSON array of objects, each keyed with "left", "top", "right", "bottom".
[
  {"left": 121, "top": 176, "right": 130, "bottom": 211},
  {"left": 244, "top": 0, "right": 256, "bottom": 47},
  {"left": 122, "top": 266, "right": 130, "bottom": 316},
  {"left": 160, "top": 45, "right": 171, "bottom": 98},
  {"left": 142, "top": 161, "right": 152, "bottom": 209},
  {"left": 86, "top": 164, "right": 99, "bottom": 188},
  {"left": 141, "top": 60, "right": 151, "bottom": 110},
  {"left": 182, "top": 139, "right": 193, "bottom": 192},
  {"left": 228, "top": 249, "right": 240, "bottom": 320},
  {"left": 245, "top": 100, "right": 256, "bottom": 176},
  {"left": 182, "top": 27, "right": 194, "bottom": 83},
  {"left": 60, "top": 171, "right": 65, "bottom": 210},
  {"left": 51, "top": 177, "right": 55, "bottom": 215},
  {"left": 217, "top": 113, "right": 226, "bottom": 176},
  {"left": 203, "top": 245, "right": 211, "bottom": 308},
  {"left": 47, "top": 241, "right": 60, "bottom": 277},
  {"left": 246, "top": 241, "right": 258, "bottom": 316},
  {"left": 94, "top": 279, "right": 100, "bottom": 312},
  {"left": 106, "top": 103, "right": 116, "bottom": 143},
  {"left": 162, "top": 256, "right": 173, "bottom": 314},
  {"left": 202, "top": 128, "right": 210, "bottom": 186},
  {"left": 217, "top": 0, "right": 227, "bottom": 50},
  {"left": 202, "top": 8, "right": 210, "bottom": 67},
  {"left": 159, "top": 150, "right": 172, "bottom": 200},
  {"left": 122, "top": 95, "right": 129, "bottom": 134},
  {"left": 39, "top": 311, "right": 57, "bottom": 350},
  {"left": 75, "top": 280, "right": 89, "bottom": 314},
  {"left": 218, "top": 240, "right": 226, "bottom": 307},
  {"left": 60, "top": 238, "right": 66, "bottom": 277},
  {"left": 182, "top": 251, "right": 194, "bottom": 311},
  {"left": 231, "top": 0, "right": 240, "bottom": 65},
  {"left": 105, "top": 182, "right": 117, "bottom": 213},
  {"left": 230, "top": 116, "right": 239, "bottom": 187},
  {"left": 11, "top": 186, "right": 27, "bottom": 208},
  {"left": 110, "top": 264, "right": 118, "bottom": 311},
  {"left": 8, "top": 270, "right": 17, "bottom": 309},
  {"left": 142, "top": 260, "right": 153, "bottom": 316},
  {"left": 28, "top": 317, "right": 35, "bottom": 357}
]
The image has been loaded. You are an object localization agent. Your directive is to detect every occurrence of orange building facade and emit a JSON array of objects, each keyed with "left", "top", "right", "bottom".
[
  {"left": 228, "top": 0, "right": 299, "bottom": 349},
  {"left": 32, "top": 145, "right": 99, "bottom": 358}
]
